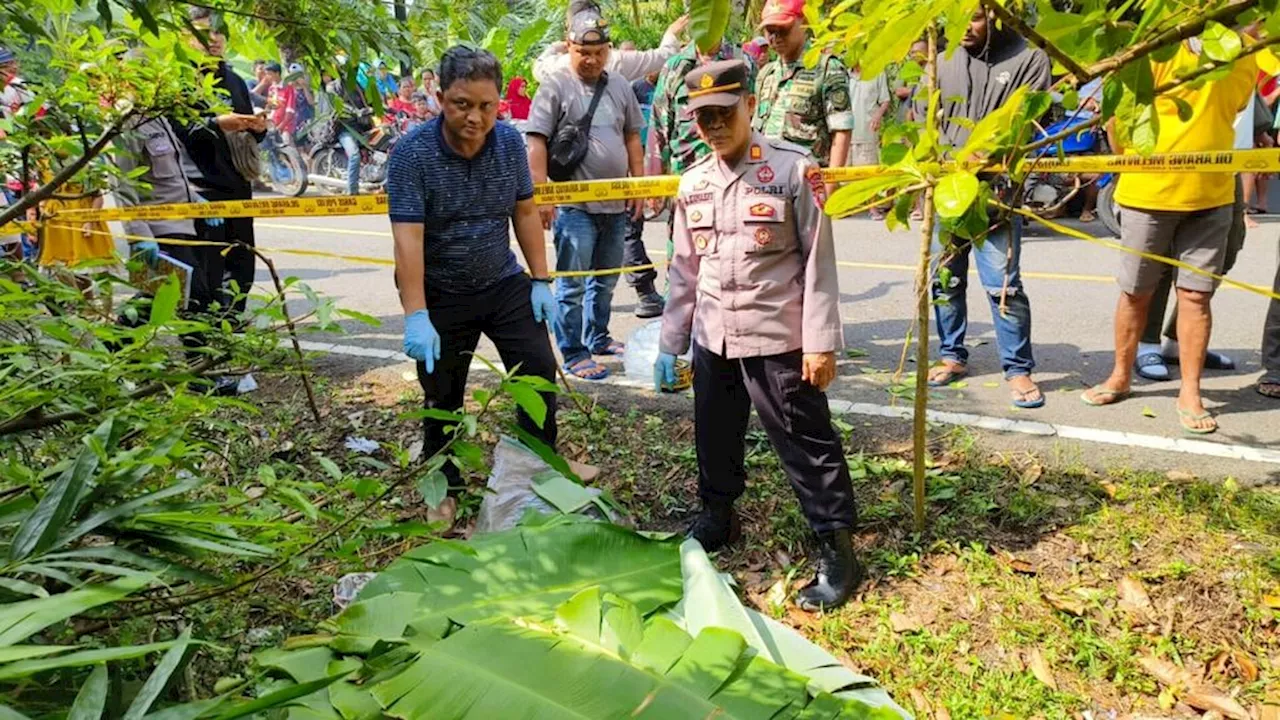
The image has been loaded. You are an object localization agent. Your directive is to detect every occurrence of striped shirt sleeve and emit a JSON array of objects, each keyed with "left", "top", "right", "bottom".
[{"left": 387, "top": 134, "right": 428, "bottom": 224}]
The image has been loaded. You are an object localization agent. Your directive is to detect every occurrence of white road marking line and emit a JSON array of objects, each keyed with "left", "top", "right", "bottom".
[{"left": 301, "top": 340, "right": 1280, "bottom": 466}]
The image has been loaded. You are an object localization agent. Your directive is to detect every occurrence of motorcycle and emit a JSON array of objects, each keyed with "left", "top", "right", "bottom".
[
  {"left": 307, "top": 109, "right": 401, "bottom": 194},
  {"left": 1024, "top": 113, "right": 1122, "bottom": 237},
  {"left": 259, "top": 127, "right": 309, "bottom": 197}
]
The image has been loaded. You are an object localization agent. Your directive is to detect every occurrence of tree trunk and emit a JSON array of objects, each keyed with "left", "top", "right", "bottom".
[{"left": 911, "top": 26, "right": 939, "bottom": 534}]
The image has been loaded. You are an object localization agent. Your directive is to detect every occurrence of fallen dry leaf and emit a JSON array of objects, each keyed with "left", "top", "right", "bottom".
[
  {"left": 1230, "top": 650, "right": 1258, "bottom": 683},
  {"left": 1206, "top": 650, "right": 1230, "bottom": 680},
  {"left": 933, "top": 707, "right": 952, "bottom": 720},
  {"left": 1043, "top": 592, "right": 1089, "bottom": 617},
  {"left": 1165, "top": 469, "right": 1197, "bottom": 482},
  {"left": 890, "top": 611, "right": 925, "bottom": 634},
  {"left": 908, "top": 688, "right": 931, "bottom": 716},
  {"left": 766, "top": 580, "right": 788, "bottom": 609},
  {"left": 1257, "top": 705, "right": 1280, "bottom": 720},
  {"left": 1262, "top": 595, "right": 1280, "bottom": 609},
  {"left": 1099, "top": 482, "right": 1119, "bottom": 499},
  {"left": 1020, "top": 462, "right": 1043, "bottom": 485},
  {"left": 565, "top": 459, "right": 600, "bottom": 482},
  {"left": 1183, "top": 688, "right": 1249, "bottom": 719},
  {"left": 1139, "top": 654, "right": 1196, "bottom": 688},
  {"left": 1027, "top": 648, "right": 1057, "bottom": 690},
  {"left": 1000, "top": 552, "right": 1037, "bottom": 575},
  {"left": 1118, "top": 576, "right": 1156, "bottom": 623}
]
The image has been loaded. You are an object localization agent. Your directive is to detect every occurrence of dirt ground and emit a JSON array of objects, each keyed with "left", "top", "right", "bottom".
[{"left": 228, "top": 355, "right": 1280, "bottom": 720}]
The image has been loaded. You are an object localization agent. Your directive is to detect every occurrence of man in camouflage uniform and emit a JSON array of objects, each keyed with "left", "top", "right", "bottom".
[
  {"left": 753, "top": 0, "right": 853, "bottom": 169},
  {"left": 645, "top": 40, "right": 756, "bottom": 261},
  {"left": 648, "top": 40, "right": 757, "bottom": 179}
]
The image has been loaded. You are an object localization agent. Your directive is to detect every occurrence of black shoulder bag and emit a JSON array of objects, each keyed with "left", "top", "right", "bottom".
[{"left": 548, "top": 74, "right": 608, "bottom": 182}]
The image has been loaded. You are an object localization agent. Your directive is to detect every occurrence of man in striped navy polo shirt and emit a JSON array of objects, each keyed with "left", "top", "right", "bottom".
[{"left": 388, "top": 46, "right": 559, "bottom": 496}]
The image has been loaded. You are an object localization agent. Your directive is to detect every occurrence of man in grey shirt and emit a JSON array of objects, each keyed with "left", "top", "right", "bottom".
[
  {"left": 527, "top": 8, "right": 644, "bottom": 381},
  {"left": 923, "top": 9, "right": 1051, "bottom": 410}
]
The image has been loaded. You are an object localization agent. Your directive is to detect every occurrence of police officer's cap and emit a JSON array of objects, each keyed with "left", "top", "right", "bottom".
[{"left": 684, "top": 59, "right": 749, "bottom": 112}]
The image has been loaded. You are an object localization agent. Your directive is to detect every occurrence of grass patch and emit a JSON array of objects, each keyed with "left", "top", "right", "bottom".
[{"left": 61, "top": 372, "right": 1280, "bottom": 718}]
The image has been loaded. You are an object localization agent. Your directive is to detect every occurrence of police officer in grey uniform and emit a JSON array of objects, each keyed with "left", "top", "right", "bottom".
[{"left": 654, "top": 59, "right": 861, "bottom": 611}]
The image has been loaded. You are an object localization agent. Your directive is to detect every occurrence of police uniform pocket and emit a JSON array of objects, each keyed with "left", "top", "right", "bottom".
[
  {"left": 743, "top": 197, "right": 791, "bottom": 254},
  {"left": 144, "top": 134, "right": 180, "bottom": 180},
  {"left": 686, "top": 203, "right": 716, "bottom": 256}
]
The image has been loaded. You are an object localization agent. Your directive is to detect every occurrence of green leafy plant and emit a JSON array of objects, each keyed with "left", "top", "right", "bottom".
[{"left": 220, "top": 520, "right": 907, "bottom": 718}]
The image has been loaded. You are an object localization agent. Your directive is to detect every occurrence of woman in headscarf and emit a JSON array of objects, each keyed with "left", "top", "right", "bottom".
[{"left": 504, "top": 77, "right": 532, "bottom": 121}]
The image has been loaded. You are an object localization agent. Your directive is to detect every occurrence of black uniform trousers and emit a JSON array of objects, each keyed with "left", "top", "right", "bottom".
[
  {"left": 195, "top": 187, "right": 256, "bottom": 316},
  {"left": 415, "top": 272, "right": 559, "bottom": 486},
  {"left": 691, "top": 342, "right": 856, "bottom": 534}
]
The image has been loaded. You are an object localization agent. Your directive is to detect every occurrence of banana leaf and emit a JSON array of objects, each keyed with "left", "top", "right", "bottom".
[
  {"left": 665, "top": 540, "right": 912, "bottom": 719},
  {"left": 353, "top": 518, "right": 683, "bottom": 627},
  {"left": 368, "top": 587, "right": 876, "bottom": 719}
]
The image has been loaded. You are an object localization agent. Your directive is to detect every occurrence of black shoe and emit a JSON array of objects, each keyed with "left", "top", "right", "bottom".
[
  {"left": 634, "top": 291, "right": 665, "bottom": 319},
  {"left": 796, "top": 529, "right": 862, "bottom": 612},
  {"left": 686, "top": 504, "right": 740, "bottom": 552}
]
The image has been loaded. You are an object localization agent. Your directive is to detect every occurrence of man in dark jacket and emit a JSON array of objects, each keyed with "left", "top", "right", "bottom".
[
  {"left": 924, "top": 9, "right": 1051, "bottom": 409},
  {"left": 172, "top": 7, "right": 267, "bottom": 317}
]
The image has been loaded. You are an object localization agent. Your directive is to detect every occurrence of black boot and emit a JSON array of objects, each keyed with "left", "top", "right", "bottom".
[
  {"left": 796, "top": 529, "right": 862, "bottom": 612},
  {"left": 685, "top": 503, "right": 740, "bottom": 552},
  {"left": 634, "top": 290, "right": 665, "bottom": 319}
]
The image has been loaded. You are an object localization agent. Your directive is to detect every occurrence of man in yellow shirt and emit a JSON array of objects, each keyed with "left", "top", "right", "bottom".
[{"left": 1083, "top": 36, "right": 1267, "bottom": 435}]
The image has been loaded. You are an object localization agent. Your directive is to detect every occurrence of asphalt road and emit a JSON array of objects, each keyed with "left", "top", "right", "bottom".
[{"left": 236, "top": 194, "right": 1280, "bottom": 477}]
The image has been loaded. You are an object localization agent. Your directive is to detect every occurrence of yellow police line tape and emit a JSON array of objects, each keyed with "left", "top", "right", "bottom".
[
  {"left": 42, "top": 224, "right": 662, "bottom": 279},
  {"left": 17, "top": 148, "right": 1278, "bottom": 227},
  {"left": 47, "top": 208, "right": 1280, "bottom": 300},
  {"left": 997, "top": 204, "right": 1280, "bottom": 301}
]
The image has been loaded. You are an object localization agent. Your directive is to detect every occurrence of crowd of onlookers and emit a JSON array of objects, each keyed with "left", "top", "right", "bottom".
[{"left": 3, "top": 3, "right": 1279, "bottom": 419}]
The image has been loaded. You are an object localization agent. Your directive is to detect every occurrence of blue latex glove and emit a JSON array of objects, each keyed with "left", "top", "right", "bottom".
[
  {"left": 132, "top": 240, "right": 160, "bottom": 266},
  {"left": 196, "top": 195, "right": 224, "bottom": 227},
  {"left": 530, "top": 279, "right": 557, "bottom": 324},
  {"left": 654, "top": 352, "right": 677, "bottom": 392},
  {"left": 403, "top": 309, "right": 441, "bottom": 373}
]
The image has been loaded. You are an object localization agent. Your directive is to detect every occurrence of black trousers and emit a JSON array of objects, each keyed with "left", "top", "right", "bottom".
[
  {"left": 692, "top": 342, "right": 856, "bottom": 533},
  {"left": 161, "top": 230, "right": 222, "bottom": 315},
  {"left": 196, "top": 187, "right": 255, "bottom": 315},
  {"left": 623, "top": 213, "right": 657, "bottom": 293},
  {"left": 1262, "top": 238, "right": 1280, "bottom": 380},
  {"left": 415, "top": 273, "right": 559, "bottom": 485}
]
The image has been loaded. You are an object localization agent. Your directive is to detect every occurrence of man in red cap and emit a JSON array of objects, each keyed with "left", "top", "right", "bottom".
[{"left": 753, "top": 0, "right": 853, "bottom": 173}]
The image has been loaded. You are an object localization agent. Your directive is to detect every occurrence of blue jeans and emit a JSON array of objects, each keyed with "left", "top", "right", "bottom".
[
  {"left": 552, "top": 207, "right": 627, "bottom": 366},
  {"left": 338, "top": 130, "right": 361, "bottom": 195},
  {"left": 930, "top": 218, "right": 1035, "bottom": 378}
]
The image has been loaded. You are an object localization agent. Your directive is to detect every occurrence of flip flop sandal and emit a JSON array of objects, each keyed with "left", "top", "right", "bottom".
[
  {"left": 1177, "top": 408, "right": 1217, "bottom": 435},
  {"left": 1165, "top": 350, "right": 1236, "bottom": 370},
  {"left": 1255, "top": 381, "right": 1280, "bottom": 399},
  {"left": 1080, "top": 385, "right": 1130, "bottom": 406},
  {"left": 1079, "top": 210, "right": 1097, "bottom": 222},
  {"left": 565, "top": 358, "right": 610, "bottom": 381},
  {"left": 592, "top": 340, "right": 626, "bottom": 356},
  {"left": 1010, "top": 385, "right": 1045, "bottom": 409},
  {"left": 1203, "top": 351, "right": 1236, "bottom": 370},
  {"left": 1134, "top": 352, "right": 1171, "bottom": 381},
  {"left": 927, "top": 364, "right": 967, "bottom": 387}
]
